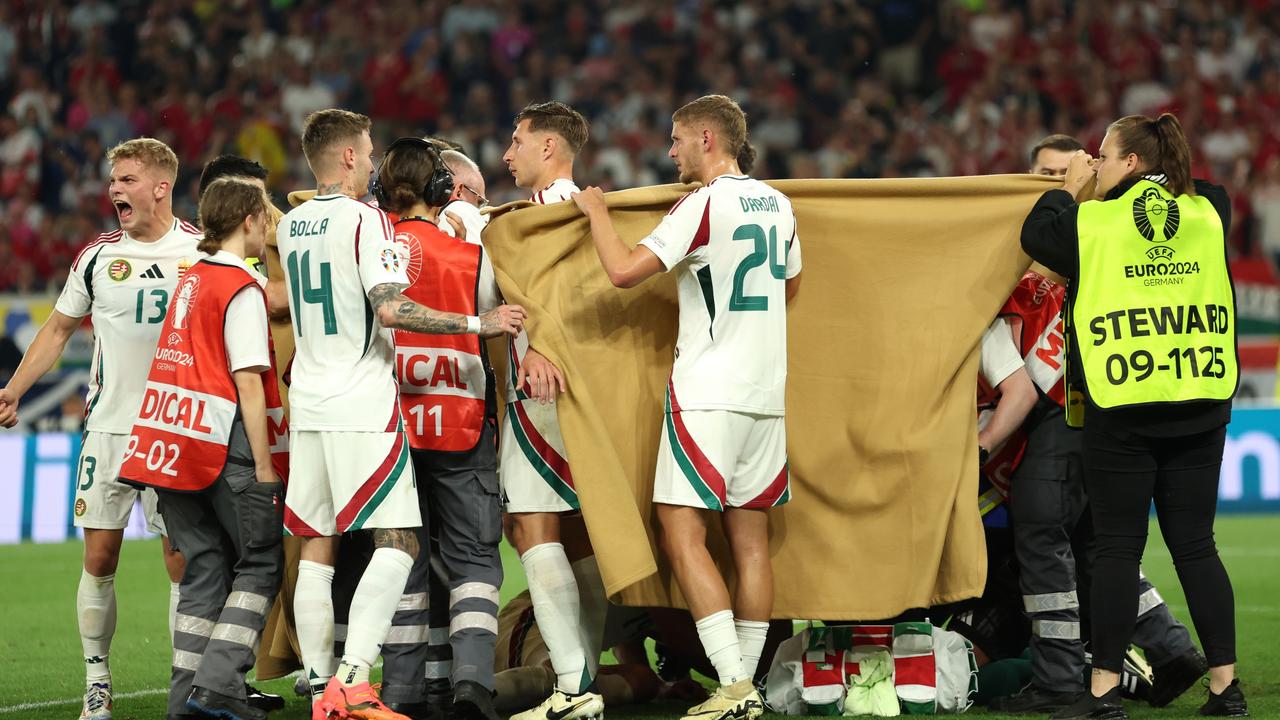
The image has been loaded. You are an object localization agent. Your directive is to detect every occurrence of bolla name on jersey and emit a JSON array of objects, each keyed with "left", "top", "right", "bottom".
[
  {"left": 289, "top": 218, "right": 330, "bottom": 238},
  {"left": 739, "top": 195, "right": 780, "bottom": 213}
]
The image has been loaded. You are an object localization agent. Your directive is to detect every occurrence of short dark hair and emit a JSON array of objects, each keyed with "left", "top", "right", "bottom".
[
  {"left": 1029, "top": 134, "right": 1084, "bottom": 168},
  {"left": 514, "top": 101, "right": 589, "bottom": 154},
  {"left": 199, "top": 155, "right": 268, "bottom": 196}
]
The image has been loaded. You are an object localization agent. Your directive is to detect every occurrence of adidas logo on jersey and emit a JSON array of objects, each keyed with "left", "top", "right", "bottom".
[{"left": 140, "top": 264, "right": 165, "bottom": 279}]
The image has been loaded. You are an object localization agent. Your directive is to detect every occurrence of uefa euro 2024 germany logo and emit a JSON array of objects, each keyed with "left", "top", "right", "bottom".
[
  {"left": 1134, "top": 187, "right": 1180, "bottom": 263},
  {"left": 1125, "top": 187, "right": 1199, "bottom": 281}
]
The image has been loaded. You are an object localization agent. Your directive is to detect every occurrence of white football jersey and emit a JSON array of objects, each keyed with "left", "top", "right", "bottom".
[
  {"left": 278, "top": 194, "right": 409, "bottom": 431},
  {"left": 55, "top": 219, "right": 202, "bottom": 433},
  {"left": 531, "top": 178, "right": 579, "bottom": 205},
  {"left": 639, "top": 175, "right": 801, "bottom": 415},
  {"left": 504, "top": 179, "right": 581, "bottom": 402}
]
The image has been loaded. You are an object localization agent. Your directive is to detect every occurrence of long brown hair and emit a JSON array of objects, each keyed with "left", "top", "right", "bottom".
[
  {"left": 1107, "top": 113, "right": 1195, "bottom": 196},
  {"left": 197, "top": 178, "right": 271, "bottom": 254}
]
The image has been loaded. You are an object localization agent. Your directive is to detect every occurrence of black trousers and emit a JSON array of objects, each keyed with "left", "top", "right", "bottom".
[
  {"left": 1008, "top": 412, "right": 1087, "bottom": 692},
  {"left": 1083, "top": 421, "right": 1235, "bottom": 671},
  {"left": 158, "top": 465, "right": 284, "bottom": 717}
]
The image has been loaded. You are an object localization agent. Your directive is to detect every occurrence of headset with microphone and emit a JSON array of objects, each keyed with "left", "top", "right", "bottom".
[{"left": 372, "top": 137, "right": 455, "bottom": 209}]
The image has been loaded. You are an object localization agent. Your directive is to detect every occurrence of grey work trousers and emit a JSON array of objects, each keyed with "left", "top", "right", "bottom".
[{"left": 158, "top": 436, "right": 283, "bottom": 717}]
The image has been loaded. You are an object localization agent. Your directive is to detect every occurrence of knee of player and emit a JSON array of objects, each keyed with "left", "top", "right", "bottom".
[
  {"left": 83, "top": 547, "right": 122, "bottom": 576},
  {"left": 374, "top": 528, "right": 422, "bottom": 560}
]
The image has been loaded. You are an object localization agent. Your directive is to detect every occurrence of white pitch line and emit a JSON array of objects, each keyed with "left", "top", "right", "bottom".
[{"left": 0, "top": 687, "right": 167, "bottom": 714}]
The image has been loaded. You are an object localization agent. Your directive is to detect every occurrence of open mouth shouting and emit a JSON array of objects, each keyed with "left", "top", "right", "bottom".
[{"left": 114, "top": 199, "right": 134, "bottom": 223}]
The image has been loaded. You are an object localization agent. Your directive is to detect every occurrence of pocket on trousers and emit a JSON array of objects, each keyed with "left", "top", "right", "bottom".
[
  {"left": 222, "top": 457, "right": 258, "bottom": 494},
  {"left": 1010, "top": 460, "right": 1069, "bottom": 526},
  {"left": 238, "top": 481, "right": 284, "bottom": 549},
  {"left": 474, "top": 471, "right": 503, "bottom": 546}
]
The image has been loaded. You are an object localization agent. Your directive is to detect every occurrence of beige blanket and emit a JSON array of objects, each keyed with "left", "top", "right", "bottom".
[{"left": 482, "top": 175, "right": 1059, "bottom": 619}]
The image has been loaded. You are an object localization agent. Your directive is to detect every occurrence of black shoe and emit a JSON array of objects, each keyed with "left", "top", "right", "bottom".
[
  {"left": 245, "top": 683, "right": 285, "bottom": 713},
  {"left": 990, "top": 684, "right": 1079, "bottom": 713},
  {"left": 1199, "top": 679, "right": 1248, "bottom": 717},
  {"left": 386, "top": 699, "right": 442, "bottom": 720},
  {"left": 451, "top": 680, "right": 501, "bottom": 720},
  {"left": 186, "top": 686, "right": 268, "bottom": 720},
  {"left": 1150, "top": 649, "right": 1209, "bottom": 707},
  {"left": 1050, "top": 688, "right": 1127, "bottom": 720}
]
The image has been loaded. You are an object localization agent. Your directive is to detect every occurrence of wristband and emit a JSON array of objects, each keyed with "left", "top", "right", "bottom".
[{"left": 466, "top": 315, "right": 481, "bottom": 334}]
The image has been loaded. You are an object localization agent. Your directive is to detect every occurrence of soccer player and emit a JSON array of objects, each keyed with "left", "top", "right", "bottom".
[
  {"left": 0, "top": 137, "right": 198, "bottom": 720},
  {"left": 499, "top": 101, "right": 611, "bottom": 720},
  {"left": 120, "top": 178, "right": 287, "bottom": 720},
  {"left": 279, "top": 109, "right": 524, "bottom": 720},
  {"left": 572, "top": 94, "right": 801, "bottom": 720}
]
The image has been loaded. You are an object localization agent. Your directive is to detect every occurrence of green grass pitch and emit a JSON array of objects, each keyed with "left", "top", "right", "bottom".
[{"left": 1, "top": 516, "right": 1276, "bottom": 719}]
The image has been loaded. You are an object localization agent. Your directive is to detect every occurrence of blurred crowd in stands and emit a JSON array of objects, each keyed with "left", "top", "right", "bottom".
[{"left": 1, "top": 0, "right": 1279, "bottom": 294}]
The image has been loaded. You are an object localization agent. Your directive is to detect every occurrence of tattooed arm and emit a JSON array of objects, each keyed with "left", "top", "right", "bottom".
[{"left": 367, "top": 283, "right": 527, "bottom": 337}]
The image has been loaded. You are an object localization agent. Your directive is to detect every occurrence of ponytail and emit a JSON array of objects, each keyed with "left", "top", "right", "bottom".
[
  {"left": 1153, "top": 113, "right": 1194, "bottom": 196},
  {"left": 1107, "top": 113, "right": 1196, "bottom": 196},
  {"left": 737, "top": 140, "right": 757, "bottom": 175}
]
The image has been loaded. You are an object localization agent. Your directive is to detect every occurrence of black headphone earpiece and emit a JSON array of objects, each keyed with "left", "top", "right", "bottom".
[{"left": 372, "top": 137, "right": 455, "bottom": 210}]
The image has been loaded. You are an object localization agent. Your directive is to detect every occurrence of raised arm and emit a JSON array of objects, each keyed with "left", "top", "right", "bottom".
[{"left": 572, "top": 187, "right": 665, "bottom": 288}]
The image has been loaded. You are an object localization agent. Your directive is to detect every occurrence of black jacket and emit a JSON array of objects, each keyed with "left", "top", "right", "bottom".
[{"left": 1019, "top": 176, "right": 1234, "bottom": 438}]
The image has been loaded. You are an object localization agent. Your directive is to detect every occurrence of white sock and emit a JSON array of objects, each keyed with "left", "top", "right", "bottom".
[
  {"left": 336, "top": 659, "right": 370, "bottom": 688},
  {"left": 522, "top": 543, "right": 588, "bottom": 693},
  {"left": 340, "top": 547, "right": 414, "bottom": 679},
  {"left": 695, "top": 610, "right": 746, "bottom": 685},
  {"left": 78, "top": 570, "right": 117, "bottom": 685},
  {"left": 295, "top": 560, "right": 337, "bottom": 697},
  {"left": 734, "top": 619, "right": 770, "bottom": 680},
  {"left": 167, "top": 582, "right": 180, "bottom": 643},
  {"left": 571, "top": 556, "right": 608, "bottom": 682}
]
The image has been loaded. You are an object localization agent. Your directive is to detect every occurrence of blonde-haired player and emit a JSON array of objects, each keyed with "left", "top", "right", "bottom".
[
  {"left": 500, "top": 101, "right": 612, "bottom": 720},
  {"left": 573, "top": 95, "right": 801, "bottom": 720},
  {"left": 280, "top": 109, "right": 524, "bottom": 720},
  {"left": 0, "top": 138, "right": 200, "bottom": 720}
]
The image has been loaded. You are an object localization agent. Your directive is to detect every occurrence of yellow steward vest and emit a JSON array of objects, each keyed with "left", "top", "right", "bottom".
[{"left": 1072, "top": 179, "right": 1238, "bottom": 409}]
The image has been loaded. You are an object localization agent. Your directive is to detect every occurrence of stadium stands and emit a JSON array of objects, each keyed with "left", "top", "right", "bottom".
[{"left": 0, "top": 1, "right": 1277, "bottom": 291}]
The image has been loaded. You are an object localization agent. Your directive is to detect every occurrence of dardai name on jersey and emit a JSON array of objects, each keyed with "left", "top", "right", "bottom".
[{"left": 739, "top": 195, "right": 780, "bottom": 213}]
